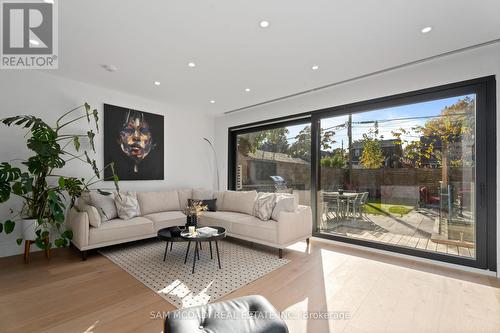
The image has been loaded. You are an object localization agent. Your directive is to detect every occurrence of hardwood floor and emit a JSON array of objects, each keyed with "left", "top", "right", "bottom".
[{"left": 0, "top": 239, "right": 499, "bottom": 333}]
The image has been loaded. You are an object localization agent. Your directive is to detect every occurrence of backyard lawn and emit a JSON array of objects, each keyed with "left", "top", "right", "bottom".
[{"left": 363, "top": 201, "right": 414, "bottom": 217}]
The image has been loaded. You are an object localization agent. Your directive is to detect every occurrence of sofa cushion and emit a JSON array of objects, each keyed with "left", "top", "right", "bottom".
[
  {"left": 114, "top": 191, "right": 141, "bottom": 220},
  {"left": 79, "top": 204, "right": 101, "bottom": 228},
  {"left": 192, "top": 188, "right": 214, "bottom": 200},
  {"left": 202, "top": 211, "right": 277, "bottom": 243},
  {"left": 177, "top": 189, "right": 192, "bottom": 209},
  {"left": 213, "top": 191, "right": 225, "bottom": 210},
  {"left": 221, "top": 190, "right": 257, "bottom": 215},
  {"left": 144, "top": 211, "right": 186, "bottom": 230},
  {"left": 271, "top": 193, "right": 297, "bottom": 221},
  {"left": 137, "top": 191, "right": 180, "bottom": 215},
  {"left": 88, "top": 216, "right": 154, "bottom": 245}
]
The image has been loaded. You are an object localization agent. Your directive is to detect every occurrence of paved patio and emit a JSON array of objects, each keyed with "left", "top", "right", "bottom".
[{"left": 320, "top": 208, "right": 475, "bottom": 259}]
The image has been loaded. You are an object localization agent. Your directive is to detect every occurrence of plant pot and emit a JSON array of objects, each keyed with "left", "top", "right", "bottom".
[
  {"left": 20, "top": 219, "right": 38, "bottom": 241},
  {"left": 185, "top": 215, "right": 198, "bottom": 228}
]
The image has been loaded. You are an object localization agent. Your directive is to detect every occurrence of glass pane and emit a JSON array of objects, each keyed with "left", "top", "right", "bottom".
[
  {"left": 317, "top": 95, "right": 476, "bottom": 259},
  {"left": 236, "top": 123, "right": 311, "bottom": 206}
]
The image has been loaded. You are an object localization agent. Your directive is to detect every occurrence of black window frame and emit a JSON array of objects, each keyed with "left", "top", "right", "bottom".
[{"left": 228, "top": 76, "right": 496, "bottom": 271}]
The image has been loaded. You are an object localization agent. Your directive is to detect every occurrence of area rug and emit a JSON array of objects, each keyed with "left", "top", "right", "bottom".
[{"left": 99, "top": 239, "right": 290, "bottom": 309}]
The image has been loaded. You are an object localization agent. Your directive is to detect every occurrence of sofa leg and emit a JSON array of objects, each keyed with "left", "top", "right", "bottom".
[
  {"left": 278, "top": 249, "right": 283, "bottom": 259},
  {"left": 81, "top": 250, "right": 87, "bottom": 261},
  {"left": 306, "top": 238, "right": 310, "bottom": 246}
]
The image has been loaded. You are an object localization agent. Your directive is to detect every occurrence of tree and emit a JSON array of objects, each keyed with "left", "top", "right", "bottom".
[
  {"left": 260, "top": 128, "right": 289, "bottom": 153},
  {"left": 321, "top": 153, "right": 346, "bottom": 168},
  {"left": 360, "top": 139, "right": 384, "bottom": 168},
  {"left": 288, "top": 125, "right": 336, "bottom": 162},
  {"left": 392, "top": 96, "right": 475, "bottom": 168},
  {"left": 238, "top": 128, "right": 289, "bottom": 157}
]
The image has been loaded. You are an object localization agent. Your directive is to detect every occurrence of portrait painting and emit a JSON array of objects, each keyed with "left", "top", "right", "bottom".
[{"left": 104, "top": 104, "right": 164, "bottom": 180}]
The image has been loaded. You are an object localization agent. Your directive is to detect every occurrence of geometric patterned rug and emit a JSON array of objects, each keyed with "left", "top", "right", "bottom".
[{"left": 99, "top": 238, "right": 290, "bottom": 309}]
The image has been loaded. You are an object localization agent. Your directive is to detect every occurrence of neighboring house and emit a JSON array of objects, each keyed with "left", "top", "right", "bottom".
[{"left": 350, "top": 139, "right": 403, "bottom": 168}]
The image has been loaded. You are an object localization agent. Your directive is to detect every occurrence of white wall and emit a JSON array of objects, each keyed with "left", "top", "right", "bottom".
[
  {"left": 0, "top": 71, "right": 216, "bottom": 257},
  {"left": 214, "top": 42, "right": 500, "bottom": 274}
]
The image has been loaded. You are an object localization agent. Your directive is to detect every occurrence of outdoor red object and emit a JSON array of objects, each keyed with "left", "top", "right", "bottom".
[{"left": 420, "top": 186, "right": 440, "bottom": 205}]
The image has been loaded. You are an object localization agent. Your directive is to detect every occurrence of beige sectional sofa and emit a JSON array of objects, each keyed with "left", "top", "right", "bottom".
[{"left": 66, "top": 189, "right": 312, "bottom": 260}]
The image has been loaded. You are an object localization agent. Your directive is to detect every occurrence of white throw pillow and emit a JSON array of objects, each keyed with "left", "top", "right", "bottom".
[
  {"left": 192, "top": 188, "right": 214, "bottom": 200},
  {"left": 89, "top": 191, "right": 118, "bottom": 221},
  {"left": 221, "top": 190, "right": 257, "bottom": 215},
  {"left": 253, "top": 192, "right": 276, "bottom": 221},
  {"left": 114, "top": 191, "right": 141, "bottom": 220},
  {"left": 79, "top": 204, "right": 101, "bottom": 228},
  {"left": 271, "top": 193, "right": 297, "bottom": 221}
]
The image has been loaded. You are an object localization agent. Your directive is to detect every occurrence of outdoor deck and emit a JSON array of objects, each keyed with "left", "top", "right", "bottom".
[{"left": 320, "top": 209, "right": 475, "bottom": 259}]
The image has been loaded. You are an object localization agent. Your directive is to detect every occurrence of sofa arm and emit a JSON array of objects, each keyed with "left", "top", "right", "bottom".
[
  {"left": 66, "top": 207, "right": 89, "bottom": 250},
  {"left": 277, "top": 205, "right": 312, "bottom": 245}
]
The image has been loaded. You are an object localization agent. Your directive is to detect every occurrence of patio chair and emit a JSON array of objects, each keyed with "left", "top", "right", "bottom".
[
  {"left": 350, "top": 192, "right": 369, "bottom": 218},
  {"left": 322, "top": 192, "right": 344, "bottom": 222}
]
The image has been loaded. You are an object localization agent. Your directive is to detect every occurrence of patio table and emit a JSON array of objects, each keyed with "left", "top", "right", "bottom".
[{"left": 322, "top": 192, "right": 359, "bottom": 220}]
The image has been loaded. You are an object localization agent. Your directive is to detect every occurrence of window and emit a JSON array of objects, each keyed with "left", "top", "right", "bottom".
[
  {"left": 231, "top": 121, "right": 311, "bottom": 206},
  {"left": 229, "top": 76, "right": 496, "bottom": 270},
  {"left": 318, "top": 94, "right": 477, "bottom": 260}
]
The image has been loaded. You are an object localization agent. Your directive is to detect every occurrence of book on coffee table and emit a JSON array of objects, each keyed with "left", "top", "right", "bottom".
[{"left": 197, "top": 227, "right": 219, "bottom": 236}]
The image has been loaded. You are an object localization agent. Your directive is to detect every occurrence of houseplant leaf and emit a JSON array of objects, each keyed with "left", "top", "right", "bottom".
[{"left": 4, "top": 220, "right": 15, "bottom": 234}]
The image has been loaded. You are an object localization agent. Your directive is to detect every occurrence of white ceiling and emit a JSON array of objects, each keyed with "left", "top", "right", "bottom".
[{"left": 54, "top": 0, "right": 500, "bottom": 115}]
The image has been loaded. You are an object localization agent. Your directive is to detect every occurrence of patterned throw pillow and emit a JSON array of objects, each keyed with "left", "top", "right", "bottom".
[
  {"left": 89, "top": 191, "right": 118, "bottom": 221},
  {"left": 114, "top": 191, "right": 141, "bottom": 220},
  {"left": 253, "top": 192, "right": 276, "bottom": 221}
]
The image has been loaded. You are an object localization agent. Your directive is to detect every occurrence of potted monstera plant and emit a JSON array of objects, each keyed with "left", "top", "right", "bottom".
[{"left": 0, "top": 103, "right": 119, "bottom": 260}]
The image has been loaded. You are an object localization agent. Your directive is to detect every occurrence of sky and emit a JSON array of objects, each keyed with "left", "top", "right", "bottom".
[{"left": 285, "top": 94, "right": 475, "bottom": 151}]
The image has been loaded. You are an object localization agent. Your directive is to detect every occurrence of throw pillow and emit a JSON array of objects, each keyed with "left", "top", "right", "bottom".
[
  {"left": 89, "top": 191, "right": 118, "bottom": 221},
  {"left": 253, "top": 192, "right": 276, "bottom": 221},
  {"left": 271, "top": 193, "right": 297, "bottom": 221},
  {"left": 188, "top": 198, "right": 217, "bottom": 212},
  {"left": 115, "top": 191, "right": 141, "bottom": 220}
]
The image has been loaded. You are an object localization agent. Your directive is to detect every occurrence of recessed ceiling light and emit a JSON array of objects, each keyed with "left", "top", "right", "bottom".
[
  {"left": 245, "top": 88, "right": 251, "bottom": 92},
  {"left": 188, "top": 62, "right": 196, "bottom": 68},
  {"left": 311, "top": 65, "right": 319, "bottom": 70},
  {"left": 259, "top": 21, "right": 270, "bottom": 28},
  {"left": 101, "top": 64, "right": 118, "bottom": 72},
  {"left": 210, "top": 100, "right": 216, "bottom": 104},
  {"left": 421, "top": 26, "right": 432, "bottom": 34},
  {"left": 29, "top": 39, "right": 39, "bottom": 46},
  {"left": 154, "top": 81, "right": 161, "bottom": 86},
  {"left": 43, "top": 0, "right": 54, "bottom": 4}
]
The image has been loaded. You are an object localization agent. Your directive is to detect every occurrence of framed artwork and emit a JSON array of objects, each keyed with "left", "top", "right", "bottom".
[{"left": 104, "top": 104, "right": 164, "bottom": 180}]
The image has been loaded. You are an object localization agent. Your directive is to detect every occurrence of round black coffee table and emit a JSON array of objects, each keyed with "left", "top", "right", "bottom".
[
  {"left": 181, "top": 226, "right": 226, "bottom": 274},
  {"left": 157, "top": 226, "right": 188, "bottom": 261}
]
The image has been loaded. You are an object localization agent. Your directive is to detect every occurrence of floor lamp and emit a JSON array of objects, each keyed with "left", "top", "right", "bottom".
[{"left": 203, "top": 137, "right": 220, "bottom": 190}]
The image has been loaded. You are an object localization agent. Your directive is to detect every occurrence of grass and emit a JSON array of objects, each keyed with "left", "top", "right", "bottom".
[{"left": 363, "top": 201, "right": 414, "bottom": 217}]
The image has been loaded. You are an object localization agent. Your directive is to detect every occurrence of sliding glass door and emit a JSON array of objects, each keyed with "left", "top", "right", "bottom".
[
  {"left": 316, "top": 94, "right": 477, "bottom": 259},
  {"left": 229, "top": 77, "right": 495, "bottom": 270},
  {"left": 233, "top": 120, "right": 312, "bottom": 206}
]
